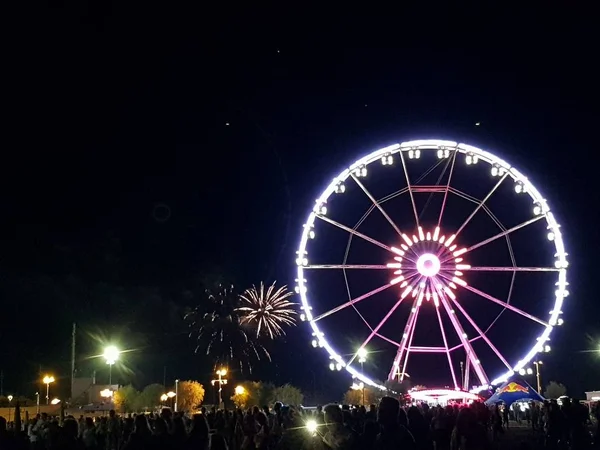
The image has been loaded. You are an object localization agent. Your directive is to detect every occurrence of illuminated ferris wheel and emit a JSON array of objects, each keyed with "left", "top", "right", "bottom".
[{"left": 294, "top": 140, "right": 568, "bottom": 393}]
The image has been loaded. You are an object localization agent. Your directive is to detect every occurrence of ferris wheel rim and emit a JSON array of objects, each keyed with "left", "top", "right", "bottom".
[{"left": 295, "top": 139, "right": 568, "bottom": 393}]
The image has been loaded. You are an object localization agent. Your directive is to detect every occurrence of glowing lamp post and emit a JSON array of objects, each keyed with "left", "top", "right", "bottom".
[
  {"left": 533, "top": 361, "right": 543, "bottom": 394},
  {"left": 160, "top": 394, "right": 168, "bottom": 404},
  {"left": 100, "top": 389, "right": 113, "bottom": 401},
  {"left": 212, "top": 369, "right": 228, "bottom": 408},
  {"left": 7, "top": 395, "right": 13, "bottom": 422},
  {"left": 103, "top": 346, "right": 120, "bottom": 385},
  {"left": 43, "top": 375, "right": 55, "bottom": 405},
  {"left": 357, "top": 348, "right": 368, "bottom": 405},
  {"left": 234, "top": 385, "right": 246, "bottom": 396}
]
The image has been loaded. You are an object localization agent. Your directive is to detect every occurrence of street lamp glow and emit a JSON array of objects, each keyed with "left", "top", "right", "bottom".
[
  {"left": 216, "top": 368, "right": 227, "bottom": 376},
  {"left": 43, "top": 375, "right": 55, "bottom": 405},
  {"left": 51, "top": 398, "right": 61, "bottom": 405},
  {"left": 356, "top": 347, "right": 369, "bottom": 362},
  {"left": 235, "top": 385, "right": 246, "bottom": 395},
  {"left": 103, "top": 346, "right": 120, "bottom": 365},
  {"left": 160, "top": 394, "right": 168, "bottom": 402},
  {"left": 7, "top": 395, "right": 13, "bottom": 402},
  {"left": 167, "top": 391, "right": 176, "bottom": 398},
  {"left": 100, "top": 389, "right": 113, "bottom": 398}
]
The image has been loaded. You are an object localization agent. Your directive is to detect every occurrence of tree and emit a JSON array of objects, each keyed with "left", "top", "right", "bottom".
[
  {"left": 114, "top": 385, "right": 140, "bottom": 413},
  {"left": 343, "top": 387, "right": 381, "bottom": 406},
  {"left": 177, "top": 380, "right": 205, "bottom": 412},
  {"left": 137, "top": 384, "right": 164, "bottom": 411},
  {"left": 231, "top": 382, "right": 276, "bottom": 408},
  {"left": 271, "top": 384, "right": 304, "bottom": 406},
  {"left": 544, "top": 381, "right": 567, "bottom": 399}
]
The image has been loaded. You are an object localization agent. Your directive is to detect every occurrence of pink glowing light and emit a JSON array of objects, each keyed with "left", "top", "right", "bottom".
[{"left": 416, "top": 253, "right": 441, "bottom": 277}]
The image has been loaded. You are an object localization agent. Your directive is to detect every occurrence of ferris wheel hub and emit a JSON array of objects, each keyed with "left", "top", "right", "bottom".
[{"left": 416, "top": 253, "right": 441, "bottom": 277}]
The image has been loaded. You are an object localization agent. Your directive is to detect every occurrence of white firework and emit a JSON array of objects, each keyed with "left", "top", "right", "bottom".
[{"left": 237, "top": 282, "right": 297, "bottom": 339}]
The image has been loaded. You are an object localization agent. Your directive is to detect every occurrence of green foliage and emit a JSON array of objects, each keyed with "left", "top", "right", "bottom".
[
  {"left": 137, "top": 384, "right": 164, "bottom": 410},
  {"left": 114, "top": 385, "right": 140, "bottom": 413},
  {"left": 343, "top": 387, "right": 381, "bottom": 406},
  {"left": 177, "top": 380, "right": 205, "bottom": 412},
  {"left": 271, "top": 384, "right": 304, "bottom": 406},
  {"left": 544, "top": 381, "right": 567, "bottom": 399},
  {"left": 232, "top": 381, "right": 303, "bottom": 408}
]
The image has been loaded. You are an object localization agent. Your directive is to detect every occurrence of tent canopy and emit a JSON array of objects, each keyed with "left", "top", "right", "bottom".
[{"left": 484, "top": 378, "right": 545, "bottom": 407}]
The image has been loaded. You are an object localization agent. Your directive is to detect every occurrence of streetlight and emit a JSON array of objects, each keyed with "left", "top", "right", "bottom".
[
  {"left": 100, "top": 389, "right": 113, "bottom": 400},
  {"left": 212, "top": 369, "right": 228, "bottom": 408},
  {"left": 160, "top": 394, "right": 168, "bottom": 403},
  {"left": 103, "top": 346, "right": 120, "bottom": 385},
  {"left": 235, "top": 385, "right": 246, "bottom": 396},
  {"left": 175, "top": 379, "right": 179, "bottom": 412},
  {"left": 43, "top": 375, "right": 55, "bottom": 405},
  {"left": 357, "top": 348, "right": 368, "bottom": 405},
  {"left": 51, "top": 398, "right": 61, "bottom": 405},
  {"left": 8, "top": 395, "right": 13, "bottom": 423},
  {"left": 533, "top": 361, "right": 543, "bottom": 393}
]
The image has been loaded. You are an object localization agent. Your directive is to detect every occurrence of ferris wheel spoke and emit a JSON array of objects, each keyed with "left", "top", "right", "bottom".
[
  {"left": 398, "top": 150, "right": 420, "bottom": 229},
  {"left": 348, "top": 279, "right": 419, "bottom": 364},
  {"left": 444, "top": 277, "right": 549, "bottom": 327},
  {"left": 458, "top": 266, "right": 561, "bottom": 272},
  {"left": 311, "top": 281, "right": 397, "bottom": 323},
  {"left": 436, "top": 285, "right": 489, "bottom": 386},
  {"left": 454, "top": 173, "right": 508, "bottom": 238},
  {"left": 399, "top": 302, "right": 422, "bottom": 381},
  {"left": 387, "top": 296, "right": 420, "bottom": 381},
  {"left": 442, "top": 215, "right": 545, "bottom": 264},
  {"left": 305, "top": 264, "right": 390, "bottom": 270},
  {"left": 315, "top": 214, "right": 394, "bottom": 253},
  {"left": 448, "top": 296, "right": 514, "bottom": 372},
  {"left": 351, "top": 174, "right": 404, "bottom": 237},
  {"left": 435, "top": 304, "right": 459, "bottom": 389},
  {"left": 437, "top": 150, "right": 458, "bottom": 228}
]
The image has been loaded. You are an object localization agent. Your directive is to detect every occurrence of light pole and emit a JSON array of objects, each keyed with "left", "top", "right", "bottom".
[
  {"left": 175, "top": 379, "right": 179, "bottom": 412},
  {"left": 103, "top": 346, "right": 120, "bottom": 386},
  {"left": 7, "top": 395, "right": 13, "bottom": 422},
  {"left": 43, "top": 375, "right": 55, "bottom": 405},
  {"left": 36, "top": 392, "right": 40, "bottom": 414},
  {"left": 533, "top": 361, "right": 543, "bottom": 394},
  {"left": 212, "top": 369, "right": 228, "bottom": 408},
  {"left": 357, "top": 348, "right": 368, "bottom": 405}
]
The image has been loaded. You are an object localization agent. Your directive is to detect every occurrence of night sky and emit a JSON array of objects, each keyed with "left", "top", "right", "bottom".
[{"left": 3, "top": 5, "right": 598, "bottom": 403}]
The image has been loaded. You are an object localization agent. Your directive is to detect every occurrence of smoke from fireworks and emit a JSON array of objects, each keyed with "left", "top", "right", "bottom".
[{"left": 236, "top": 282, "right": 297, "bottom": 339}]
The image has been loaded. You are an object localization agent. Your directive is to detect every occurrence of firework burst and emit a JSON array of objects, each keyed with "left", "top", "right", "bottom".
[
  {"left": 236, "top": 282, "right": 297, "bottom": 339},
  {"left": 186, "top": 283, "right": 270, "bottom": 373}
]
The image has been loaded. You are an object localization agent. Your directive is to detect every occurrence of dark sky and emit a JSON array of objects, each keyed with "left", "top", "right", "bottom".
[{"left": 2, "top": 5, "right": 599, "bottom": 402}]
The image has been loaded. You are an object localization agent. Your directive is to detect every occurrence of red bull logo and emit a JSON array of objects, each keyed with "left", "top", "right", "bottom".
[{"left": 498, "top": 382, "right": 529, "bottom": 394}]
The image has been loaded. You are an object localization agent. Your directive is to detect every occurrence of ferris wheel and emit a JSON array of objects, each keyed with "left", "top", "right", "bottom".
[{"left": 295, "top": 140, "right": 568, "bottom": 393}]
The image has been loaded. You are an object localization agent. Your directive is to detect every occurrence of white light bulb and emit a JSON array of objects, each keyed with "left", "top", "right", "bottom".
[
  {"left": 466, "top": 155, "right": 472, "bottom": 165},
  {"left": 491, "top": 167, "right": 498, "bottom": 176},
  {"left": 547, "top": 232, "right": 554, "bottom": 241},
  {"left": 408, "top": 150, "right": 414, "bottom": 159},
  {"left": 437, "top": 149, "right": 443, "bottom": 158},
  {"left": 415, "top": 150, "right": 420, "bottom": 159}
]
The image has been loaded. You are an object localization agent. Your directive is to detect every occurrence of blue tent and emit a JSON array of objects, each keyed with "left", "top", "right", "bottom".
[{"left": 484, "top": 378, "right": 545, "bottom": 407}]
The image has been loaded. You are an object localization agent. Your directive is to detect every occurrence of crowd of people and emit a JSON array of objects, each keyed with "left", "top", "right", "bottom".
[{"left": 0, "top": 396, "right": 597, "bottom": 450}]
